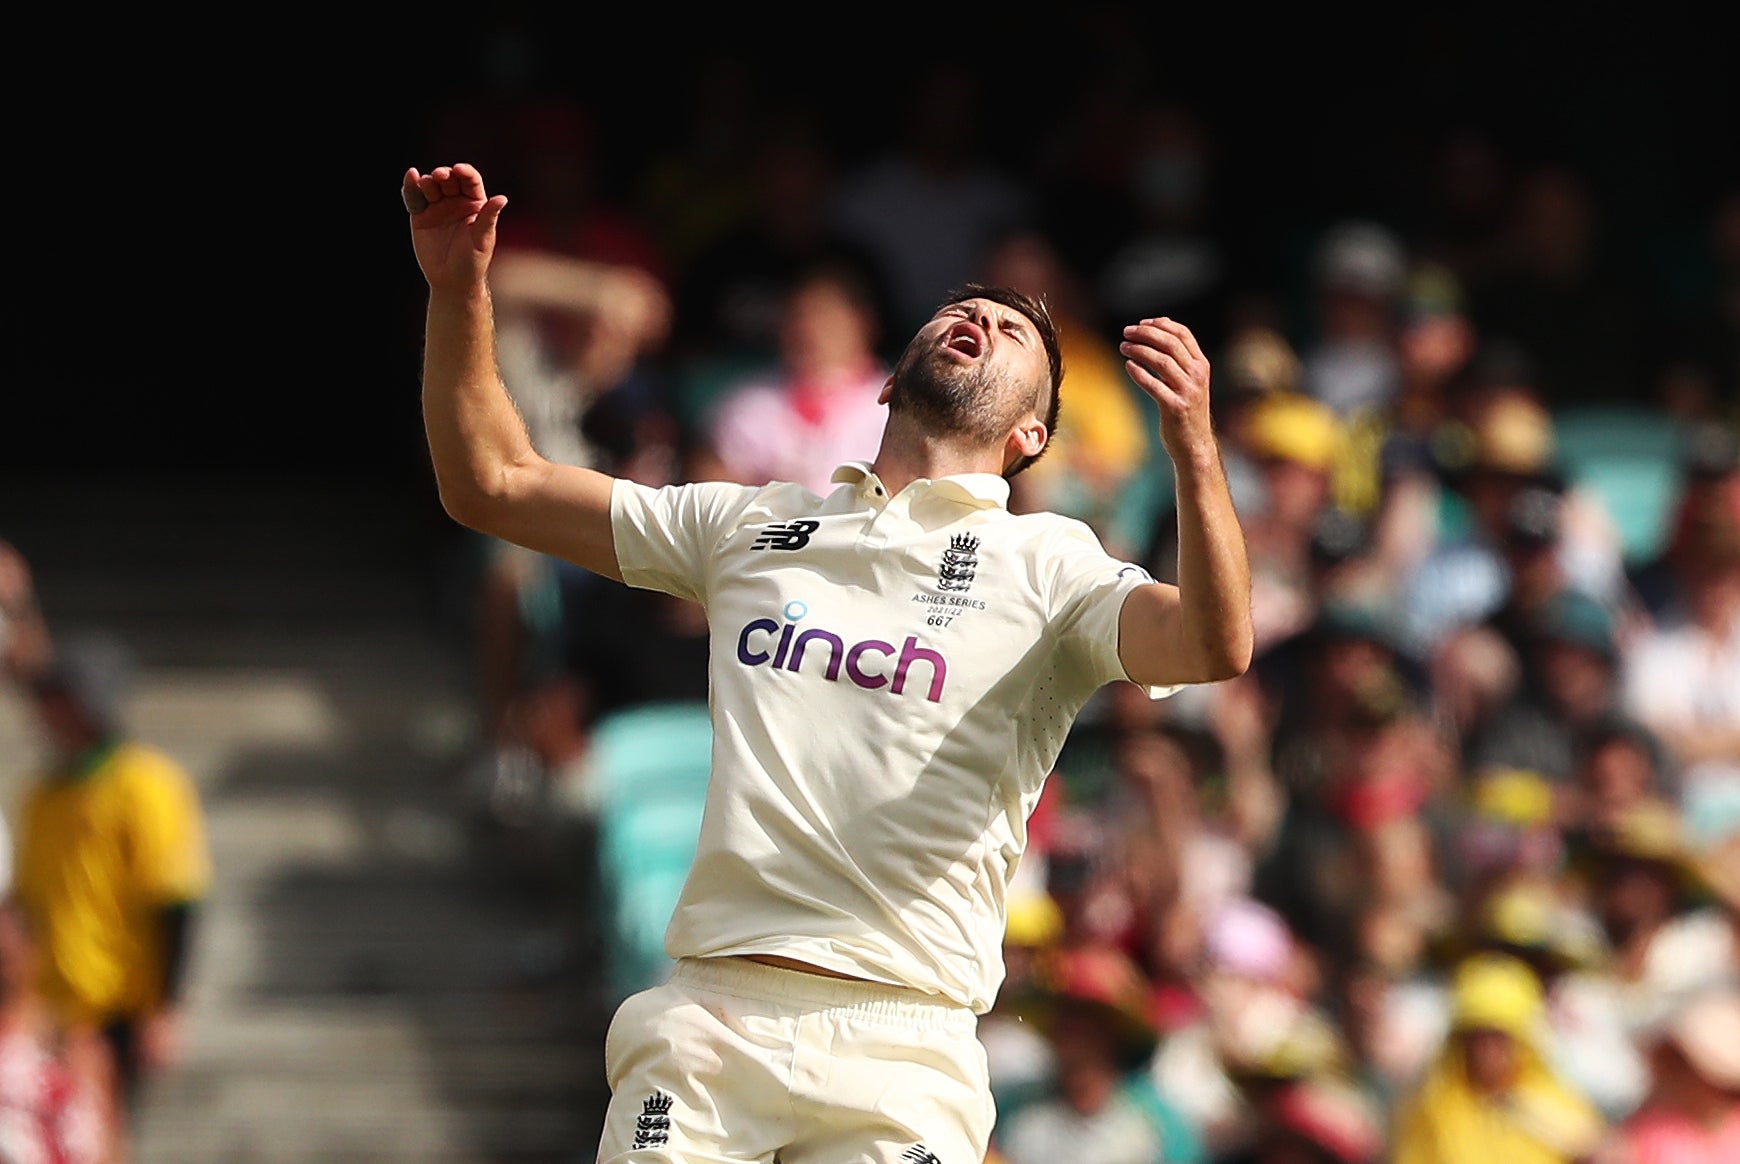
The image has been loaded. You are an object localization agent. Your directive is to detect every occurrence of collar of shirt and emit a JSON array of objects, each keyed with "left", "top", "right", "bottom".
[{"left": 830, "top": 462, "right": 1010, "bottom": 510}]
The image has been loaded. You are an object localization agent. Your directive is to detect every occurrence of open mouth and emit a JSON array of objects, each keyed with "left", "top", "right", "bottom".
[{"left": 943, "top": 320, "right": 986, "bottom": 359}]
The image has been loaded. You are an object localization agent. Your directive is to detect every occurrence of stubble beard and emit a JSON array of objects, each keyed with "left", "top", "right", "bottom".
[{"left": 886, "top": 341, "right": 1016, "bottom": 445}]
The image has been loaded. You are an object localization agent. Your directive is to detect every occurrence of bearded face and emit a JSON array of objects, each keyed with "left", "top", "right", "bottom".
[{"left": 886, "top": 328, "right": 1033, "bottom": 445}]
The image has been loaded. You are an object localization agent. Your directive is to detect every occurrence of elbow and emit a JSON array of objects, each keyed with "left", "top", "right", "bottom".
[
  {"left": 1217, "top": 616, "right": 1257, "bottom": 680},
  {"left": 437, "top": 482, "right": 488, "bottom": 531},
  {"left": 1190, "top": 618, "right": 1255, "bottom": 683},
  {"left": 1202, "top": 637, "right": 1254, "bottom": 683},
  {"left": 435, "top": 463, "right": 520, "bottom": 534}
]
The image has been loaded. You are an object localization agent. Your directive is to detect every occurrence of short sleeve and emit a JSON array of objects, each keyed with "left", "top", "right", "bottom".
[
  {"left": 128, "top": 759, "right": 210, "bottom": 905},
  {"left": 610, "top": 479, "right": 761, "bottom": 604},
  {"left": 1045, "top": 521, "right": 1181, "bottom": 700}
]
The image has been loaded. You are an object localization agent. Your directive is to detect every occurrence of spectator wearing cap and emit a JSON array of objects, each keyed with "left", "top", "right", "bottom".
[
  {"left": 1612, "top": 987, "right": 1740, "bottom": 1163},
  {"left": 1128, "top": 352, "right": 1338, "bottom": 651},
  {"left": 1630, "top": 419, "right": 1740, "bottom": 623},
  {"left": 1620, "top": 484, "right": 1740, "bottom": 824},
  {"left": 12, "top": 635, "right": 210, "bottom": 1138},
  {"left": 1395, "top": 952, "right": 1605, "bottom": 1163},
  {"left": 1215, "top": 325, "right": 1306, "bottom": 519},
  {"left": 1253, "top": 597, "right": 1452, "bottom": 962},
  {"left": 1151, "top": 897, "right": 1350, "bottom": 1160},
  {"left": 1400, "top": 381, "right": 1562, "bottom": 655},
  {"left": 1485, "top": 483, "right": 1576, "bottom": 659},
  {"left": 999, "top": 943, "right": 1203, "bottom": 1164},
  {"left": 1573, "top": 800, "right": 1738, "bottom": 1037},
  {"left": 979, "top": 887, "right": 1066, "bottom": 1127},
  {"left": 1298, "top": 221, "right": 1408, "bottom": 421},
  {"left": 1451, "top": 876, "right": 1647, "bottom": 1122},
  {"left": 1567, "top": 716, "right": 1675, "bottom": 841},
  {"left": 1232, "top": 392, "right": 1346, "bottom": 653},
  {"left": 1466, "top": 589, "right": 1628, "bottom": 785}
]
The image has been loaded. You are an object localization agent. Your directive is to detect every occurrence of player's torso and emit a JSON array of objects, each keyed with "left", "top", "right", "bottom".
[{"left": 705, "top": 496, "right": 1054, "bottom": 744}]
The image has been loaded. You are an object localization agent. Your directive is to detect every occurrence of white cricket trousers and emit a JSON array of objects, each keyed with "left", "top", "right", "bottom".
[{"left": 596, "top": 956, "right": 994, "bottom": 1164}]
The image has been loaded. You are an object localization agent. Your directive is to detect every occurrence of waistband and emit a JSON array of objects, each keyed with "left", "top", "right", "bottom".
[{"left": 671, "top": 957, "right": 976, "bottom": 1034}]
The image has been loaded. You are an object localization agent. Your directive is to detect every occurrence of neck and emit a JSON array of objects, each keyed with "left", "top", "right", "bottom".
[{"left": 870, "top": 415, "right": 1006, "bottom": 496}]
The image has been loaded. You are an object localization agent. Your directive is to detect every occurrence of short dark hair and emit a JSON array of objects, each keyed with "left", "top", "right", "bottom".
[{"left": 937, "top": 283, "right": 1064, "bottom": 477}]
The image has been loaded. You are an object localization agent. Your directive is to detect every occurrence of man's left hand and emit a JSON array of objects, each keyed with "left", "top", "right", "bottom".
[{"left": 1120, "top": 318, "right": 1215, "bottom": 462}]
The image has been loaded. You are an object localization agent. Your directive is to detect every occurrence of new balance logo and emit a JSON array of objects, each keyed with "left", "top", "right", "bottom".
[
  {"left": 632, "top": 1090, "right": 674, "bottom": 1149},
  {"left": 902, "top": 1146, "right": 943, "bottom": 1164},
  {"left": 751, "top": 520, "right": 821, "bottom": 551}
]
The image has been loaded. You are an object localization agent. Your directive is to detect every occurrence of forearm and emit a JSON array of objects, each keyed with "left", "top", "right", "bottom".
[
  {"left": 421, "top": 282, "right": 542, "bottom": 525},
  {"left": 1168, "top": 438, "right": 1254, "bottom": 677},
  {"left": 488, "top": 250, "right": 617, "bottom": 312}
]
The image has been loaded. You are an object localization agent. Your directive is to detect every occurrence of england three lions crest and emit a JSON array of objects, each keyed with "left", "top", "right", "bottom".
[{"left": 938, "top": 533, "right": 979, "bottom": 592}]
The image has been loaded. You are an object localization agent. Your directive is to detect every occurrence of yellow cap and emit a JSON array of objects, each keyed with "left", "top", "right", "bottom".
[
  {"left": 1473, "top": 768, "right": 1555, "bottom": 827},
  {"left": 1242, "top": 393, "right": 1343, "bottom": 472},
  {"left": 1004, "top": 891, "right": 1064, "bottom": 948},
  {"left": 1451, "top": 953, "right": 1543, "bottom": 1040}
]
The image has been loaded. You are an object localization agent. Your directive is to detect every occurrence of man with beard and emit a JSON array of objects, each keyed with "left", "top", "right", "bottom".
[{"left": 404, "top": 162, "right": 1252, "bottom": 1164}]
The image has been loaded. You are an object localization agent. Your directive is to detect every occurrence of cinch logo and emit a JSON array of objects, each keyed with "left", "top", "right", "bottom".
[{"left": 736, "top": 601, "right": 948, "bottom": 702}]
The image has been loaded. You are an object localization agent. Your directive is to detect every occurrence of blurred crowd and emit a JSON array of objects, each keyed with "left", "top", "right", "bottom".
[
  {"left": 437, "top": 55, "right": 1740, "bottom": 1164},
  {"left": 1, "top": 544, "right": 211, "bottom": 1162}
]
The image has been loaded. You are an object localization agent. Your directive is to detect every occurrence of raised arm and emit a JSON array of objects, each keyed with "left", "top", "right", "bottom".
[
  {"left": 1114, "top": 317, "right": 1254, "bottom": 686},
  {"left": 404, "top": 163, "right": 622, "bottom": 581}
]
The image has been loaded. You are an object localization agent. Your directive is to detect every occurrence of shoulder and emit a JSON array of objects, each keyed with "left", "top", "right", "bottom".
[
  {"left": 1003, "top": 510, "right": 1107, "bottom": 550},
  {"left": 109, "top": 743, "right": 198, "bottom": 795}
]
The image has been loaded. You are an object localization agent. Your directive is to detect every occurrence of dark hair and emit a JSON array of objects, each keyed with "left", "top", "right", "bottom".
[{"left": 937, "top": 282, "right": 1064, "bottom": 477}]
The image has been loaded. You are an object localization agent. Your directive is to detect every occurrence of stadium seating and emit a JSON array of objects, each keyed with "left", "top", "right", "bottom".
[
  {"left": 1552, "top": 405, "right": 1686, "bottom": 566},
  {"left": 585, "top": 700, "right": 715, "bottom": 1000}
]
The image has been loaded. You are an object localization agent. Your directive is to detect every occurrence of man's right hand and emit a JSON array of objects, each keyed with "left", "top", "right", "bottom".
[{"left": 403, "top": 163, "right": 508, "bottom": 292}]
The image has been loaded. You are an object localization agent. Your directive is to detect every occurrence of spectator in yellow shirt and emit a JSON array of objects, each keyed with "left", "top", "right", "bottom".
[
  {"left": 1395, "top": 953, "right": 1604, "bottom": 1164},
  {"left": 13, "top": 634, "right": 209, "bottom": 1125}
]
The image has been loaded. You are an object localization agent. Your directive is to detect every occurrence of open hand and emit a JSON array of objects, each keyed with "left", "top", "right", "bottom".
[
  {"left": 403, "top": 163, "right": 508, "bottom": 292},
  {"left": 1120, "top": 317, "right": 1215, "bottom": 460}
]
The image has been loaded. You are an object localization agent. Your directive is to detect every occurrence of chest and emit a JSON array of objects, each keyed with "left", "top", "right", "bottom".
[{"left": 708, "top": 512, "right": 1054, "bottom": 704}]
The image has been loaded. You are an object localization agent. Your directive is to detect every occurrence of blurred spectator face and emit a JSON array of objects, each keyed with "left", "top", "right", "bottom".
[
  {"left": 1646, "top": 989, "right": 1740, "bottom": 1114},
  {"left": 1457, "top": 388, "right": 1557, "bottom": 537},
  {"left": 1432, "top": 625, "right": 1520, "bottom": 734},
  {"left": 1399, "top": 311, "right": 1475, "bottom": 389},
  {"left": 779, "top": 274, "right": 878, "bottom": 377},
  {"left": 1240, "top": 393, "right": 1341, "bottom": 533},
  {"left": 982, "top": 231, "right": 1064, "bottom": 304},
  {"left": 1501, "top": 486, "right": 1563, "bottom": 581},
  {"left": 29, "top": 683, "right": 95, "bottom": 757},
  {"left": 1262, "top": 456, "right": 1334, "bottom": 533},
  {"left": 1577, "top": 735, "right": 1657, "bottom": 821},
  {"left": 1432, "top": 128, "right": 1509, "bottom": 228},
  {"left": 1317, "top": 635, "right": 1395, "bottom": 707},
  {"left": 1461, "top": 1028, "right": 1523, "bottom": 1093},
  {"left": 1537, "top": 638, "right": 1615, "bottom": 722},
  {"left": 1314, "top": 223, "right": 1405, "bottom": 339},
  {"left": 1510, "top": 166, "right": 1596, "bottom": 278},
  {"left": 1128, "top": 101, "right": 1209, "bottom": 223},
  {"left": 1321, "top": 288, "right": 1393, "bottom": 343},
  {"left": 1681, "top": 509, "right": 1740, "bottom": 626},
  {"left": 1596, "top": 856, "right": 1679, "bottom": 940},
  {"left": 1049, "top": 999, "right": 1121, "bottom": 1076}
]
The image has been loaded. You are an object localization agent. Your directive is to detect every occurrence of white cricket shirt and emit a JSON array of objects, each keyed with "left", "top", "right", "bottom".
[{"left": 610, "top": 463, "right": 1175, "bottom": 1013}]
